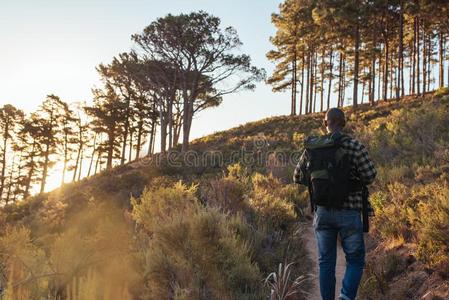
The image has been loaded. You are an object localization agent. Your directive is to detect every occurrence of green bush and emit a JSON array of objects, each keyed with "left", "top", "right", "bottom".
[
  {"left": 412, "top": 185, "right": 449, "bottom": 268},
  {"left": 202, "top": 177, "right": 248, "bottom": 214},
  {"left": 359, "top": 104, "right": 449, "bottom": 169},
  {"left": 248, "top": 173, "right": 297, "bottom": 231},
  {"left": 140, "top": 208, "right": 264, "bottom": 299},
  {"left": 131, "top": 181, "right": 199, "bottom": 233},
  {"left": 434, "top": 86, "right": 449, "bottom": 97}
]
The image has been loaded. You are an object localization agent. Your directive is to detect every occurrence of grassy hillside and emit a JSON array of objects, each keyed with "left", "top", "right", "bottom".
[{"left": 1, "top": 89, "right": 449, "bottom": 299}]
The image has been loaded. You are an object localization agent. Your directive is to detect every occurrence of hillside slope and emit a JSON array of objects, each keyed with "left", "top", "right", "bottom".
[{"left": 1, "top": 90, "right": 449, "bottom": 299}]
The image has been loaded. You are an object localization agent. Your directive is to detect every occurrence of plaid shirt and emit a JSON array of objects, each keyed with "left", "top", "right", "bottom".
[{"left": 293, "top": 132, "right": 377, "bottom": 212}]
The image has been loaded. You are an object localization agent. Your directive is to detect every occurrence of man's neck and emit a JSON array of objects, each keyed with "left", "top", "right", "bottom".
[{"left": 328, "top": 128, "right": 342, "bottom": 135}]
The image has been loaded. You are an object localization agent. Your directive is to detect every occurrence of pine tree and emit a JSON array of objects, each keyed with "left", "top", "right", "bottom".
[
  {"left": 35, "top": 95, "right": 65, "bottom": 193},
  {"left": 0, "top": 105, "right": 24, "bottom": 201},
  {"left": 133, "top": 11, "right": 264, "bottom": 152},
  {"left": 86, "top": 86, "right": 125, "bottom": 170}
]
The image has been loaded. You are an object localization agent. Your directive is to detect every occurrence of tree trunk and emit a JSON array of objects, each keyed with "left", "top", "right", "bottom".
[
  {"left": 168, "top": 96, "right": 174, "bottom": 150},
  {"left": 338, "top": 51, "right": 343, "bottom": 107},
  {"left": 361, "top": 77, "right": 365, "bottom": 104},
  {"left": 135, "top": 120, "right": 143, "bottom": 160},
  {"left": 305, "top": 52, "right": 310, "bottom": 114},
  {"left": 128, "top": 129, "right": 133, "bottom": 162},
  {"left": 24, "top": 143, "right": 36, "bottom": 199},
  {"left": 378, "top": 47, "right": 382, "bottom": 101},
  {"left": 312, "top": 52, "right": 317, "bottom": 113},
  {"left": 423, "top": 31, "right": 427, "bottom": 93},
  {"left": 181, "top": 100, "right": 194, "bottom": 152},
  {"left": 383, "top": 39, "right": 389, "bottom": 101},
  {"left": 341, "top": 55, "right": 346, "bottom": 107},
  {"left": 5, "top": 156, "right": 15, "bottom": 205},
  {"left": 106, "top": 130, "right": 115, "bottom": 170},
  {"left": 147, "top": 118, "right": 156, "bottom": 156},
  {"left": 327, "top": 50, "right": 333, "bottom": 110},
  {"left": 368, "top": 64, "right": 372, "bottom": 105},
  {"left": 72, "top": 144, "right": 80, "bottom": 182},
  {"left": 300, "top": 53, "right": 305, "bottom": 115},
  {"left": 427, "top": 37, "right": 432, "bottom": 91},
  {"left": 353, "top": 23, "right": 360, "bottom": 108},
  {"left": 40, "top": 143, "right": 50, "bottom": 193},
  {"left": 409, "top": 51, "right": 413, "bottom": 94},
  {"left": 412, "top": 17, "right": 417, "bottom": 94},
  {"left": 174, "top": 115, "right": 181, "bottom": 147},
  {"left": 398, "top": 0, "right": 404, "bottom": 99},
  {"left": 120, "top": 98, "right": 131, "bottom": 165},
  {"left": 160, "top": 112, "right": 167, "bottom": 153},
  {"left": 77, "top": 150, "right": 83, "bottom": 181},
  {"left": 417, "top": 17, "right": 421, "bottom": 95},
  {"left": 0, "top": 122, "right": 9, "bottom": 198},
  {"left": 320, "top": 50, "right": 325, "bottom": 112},
  {"left": 61, "top": 134, "right": 69, "bottom": 186},
  {"left": 291, "top": 52, "right": 297, "bottom": 115},
  {"left": 87, "top": 134, "right": 97, "bottom": 177},
  {"left": 370, "top": 53, "right": 376, "bottom": 105},
  {"left": 94, "top": 147, "right": 102, "bottom": 175},
  {"left": 389, "top": 55, "right": 393, "bottom": 99}
]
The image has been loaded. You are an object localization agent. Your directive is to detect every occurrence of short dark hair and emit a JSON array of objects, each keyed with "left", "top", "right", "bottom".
[{"left": 325, "top": 108, "right": 346, "bottom": 128}]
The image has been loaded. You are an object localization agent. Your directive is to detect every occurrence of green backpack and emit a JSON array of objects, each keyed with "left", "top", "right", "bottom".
[{"left": 303, "top": 132, "right": 352, "bottom": 209}]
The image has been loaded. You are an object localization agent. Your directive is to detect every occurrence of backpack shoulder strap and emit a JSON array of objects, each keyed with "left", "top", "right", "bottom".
[{"left": 304, "top": 134, "right": 335, "bottom": 150}]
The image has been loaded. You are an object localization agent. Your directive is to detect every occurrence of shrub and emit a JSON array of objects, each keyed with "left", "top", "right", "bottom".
[
  {"left": 141, "top": 208, "right": 264, "bottom": 299},
  {"left": 373, "top": 179, "right": 449, "bottom": 270},
  {"left": 358, "top": 253, "right": 403, "bottom": 299},
  {"left": 413, "top": 186, "right": 449, "bottom": 268},
  {"left": 434, "top": 86, "right": 449, "bottom": 97},
  {"left": 202, "top": 177, "right": 247, "bottom": 214},
  {"left": 372, "top": 183, "right": 412, "bottom": 241},
  {"left": 131, "top": 181, "right": 199, "bottom": 233},
  {"left": 248, "top": 173, "right": 296, "bottom": 231},
  {"left": 0, "top": 226, "right": 48, "bottom": 299},
  {"left": 361, "top": 105, "right": 449, "bottom": 167}
]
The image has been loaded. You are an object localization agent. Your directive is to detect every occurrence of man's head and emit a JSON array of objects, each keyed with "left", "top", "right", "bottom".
[{"left": 324, "top": 108, "right": 346, "bottom": 133}]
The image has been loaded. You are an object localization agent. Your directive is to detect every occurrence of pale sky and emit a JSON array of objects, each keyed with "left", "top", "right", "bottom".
[{"left": 0, "top": 0, "right": 288, "bottom": 142}]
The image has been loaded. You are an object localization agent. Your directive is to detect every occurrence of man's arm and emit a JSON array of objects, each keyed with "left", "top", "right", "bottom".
[
  {"left": 293, "top": 150, "right": 309, "bottom": 185},
  {"left": 355, "top": 143, "right": 377, "bottom": 185}
]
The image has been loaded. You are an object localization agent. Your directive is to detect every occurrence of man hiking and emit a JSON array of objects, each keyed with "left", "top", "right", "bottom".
[{"left": 293, "top": 107, "right": 377, "bottom": 300}]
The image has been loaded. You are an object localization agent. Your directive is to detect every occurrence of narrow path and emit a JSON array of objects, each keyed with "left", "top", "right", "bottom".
[{"left": 304, "top": 221, "right": 346, "bottom": 300}]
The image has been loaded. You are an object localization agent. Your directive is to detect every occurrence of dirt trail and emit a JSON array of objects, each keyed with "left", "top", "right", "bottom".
[{"left": 304, "top": 222, "right": 346, "bottom": 300}]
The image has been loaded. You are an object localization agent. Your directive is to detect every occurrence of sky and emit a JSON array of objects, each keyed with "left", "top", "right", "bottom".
[{"left": 0, "top": 0, "right": 288, "bottom": 142}]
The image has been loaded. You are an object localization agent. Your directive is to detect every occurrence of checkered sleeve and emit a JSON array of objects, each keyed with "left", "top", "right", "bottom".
[{"left": 354, "top": 142, "right": 377, "bottom": 185}]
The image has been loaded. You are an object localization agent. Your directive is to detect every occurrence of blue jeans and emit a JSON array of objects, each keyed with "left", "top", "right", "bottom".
[{"left": 313, "top": 206, "right": 365, "bottom": 300}]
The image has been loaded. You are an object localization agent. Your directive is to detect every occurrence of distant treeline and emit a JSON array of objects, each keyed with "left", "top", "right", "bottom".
[
  {"left": 0, "top": 11, "right": 264, "bottom": 204},
  {"left": 268, "top": 0, "right": 449, "bottom": 114}
]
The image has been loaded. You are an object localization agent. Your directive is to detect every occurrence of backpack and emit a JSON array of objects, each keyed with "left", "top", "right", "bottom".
[{"left": 303, "top": 132, "right": 352, "bottom": 209}]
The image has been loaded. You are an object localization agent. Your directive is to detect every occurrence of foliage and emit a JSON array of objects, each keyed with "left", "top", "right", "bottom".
[
  {"left": 131, "top": 181, "right": 199, "bottom": 233},
  {"left": 268, "top": 0, "right": 449, "bottom": 114},
  {"left": 412, "top": 185, "right": 449, "bottom": 268},
  {"left": 136, "top": 208, "right": 264, "bottom": 299},
  {"left": 0, "top": 201, "right": 139, "bottom": 299},
  {"left": 0, "top": 226, "right": 48, "bottom": 299},
  {"left": 248, "top": 172, "right": 297, "bottom": 231},
  {"left": 434, "top": 87, "right": 449, "bottom": 97}
]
